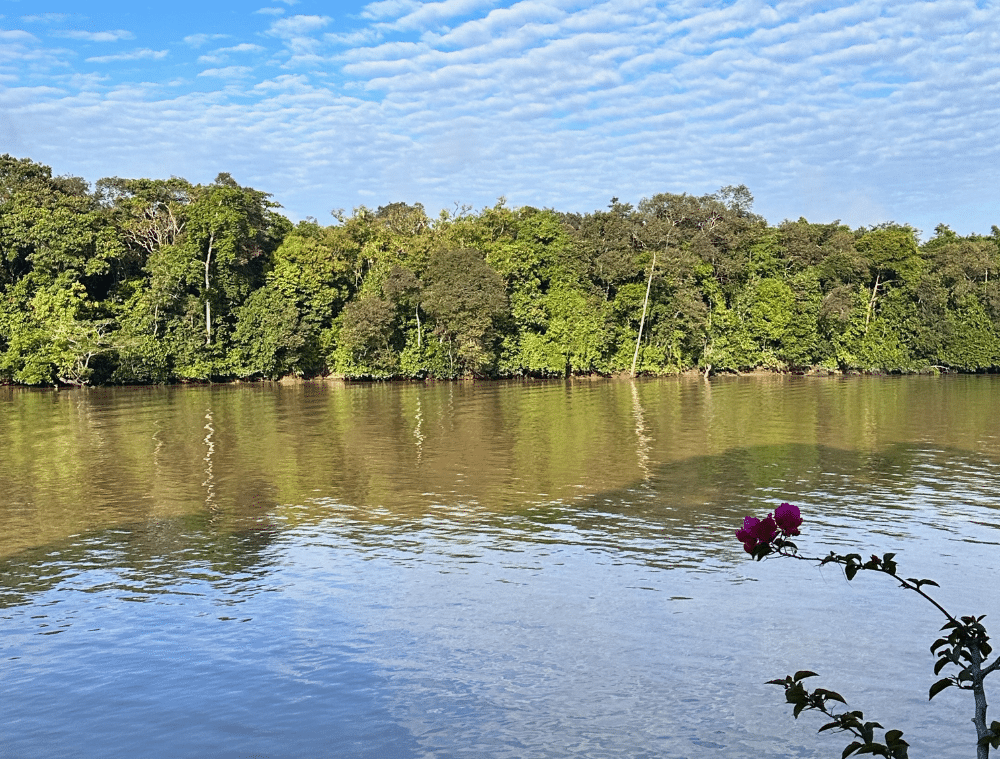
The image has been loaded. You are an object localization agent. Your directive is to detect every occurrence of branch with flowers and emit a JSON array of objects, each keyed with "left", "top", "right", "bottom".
[{"left": 737, "top": 503, "right": 1000, "bottom": 759}]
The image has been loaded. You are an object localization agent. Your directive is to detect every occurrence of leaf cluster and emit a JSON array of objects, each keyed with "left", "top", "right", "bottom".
[
  {"left": 751, "top": 523, "right": 1000, "bottom": 758},
  {"left": 766, "top": 671, "right": 908, "bottom": 758},
  {"left": 930, "top": 615, "right": 994, "bottom": 699},
  {"left": 750, "top": 536, "right": 797, "bottom": 560}
]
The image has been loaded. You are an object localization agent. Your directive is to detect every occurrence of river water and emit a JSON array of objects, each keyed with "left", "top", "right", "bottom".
[{"left": 1, "top": 375, "right": 998, "bottom": 758}]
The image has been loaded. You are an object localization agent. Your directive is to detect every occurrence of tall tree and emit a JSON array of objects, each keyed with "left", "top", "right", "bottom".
[{"left": 422, "top": 247, "right": 508, "bottom": 377}]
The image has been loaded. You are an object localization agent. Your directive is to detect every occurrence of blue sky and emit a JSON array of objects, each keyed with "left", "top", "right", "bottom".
[{"left": 1, "top": 0, "right": 998, "bottom": 236}]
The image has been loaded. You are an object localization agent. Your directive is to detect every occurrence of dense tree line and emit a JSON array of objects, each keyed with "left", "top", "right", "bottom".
[{"left": 2, "top": 154, "right": 999, "bottom": 385}]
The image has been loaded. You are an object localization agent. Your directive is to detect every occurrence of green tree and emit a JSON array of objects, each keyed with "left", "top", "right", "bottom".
[
  {"left": 422, "top": 247, "right": 508, "bottom": 377},
  {"left": 0, "top": 156, "right": 125, "bottom": 384},
  {"left": 137, "top": 174, "right": 288, "bottom": 380}
]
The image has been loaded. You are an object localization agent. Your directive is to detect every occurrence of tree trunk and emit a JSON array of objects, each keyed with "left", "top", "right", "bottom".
[
  {"left": 865, "top": 272, "right": 880, "bottom": 332},
  {"left": 204, "top": 233, "right": 214, "bottom": 345},
  {"left": 631, "top": 250, "right": 657, "bottom": 378}
]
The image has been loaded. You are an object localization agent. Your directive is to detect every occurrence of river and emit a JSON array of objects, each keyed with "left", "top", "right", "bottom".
[{"left": 1, "top": 375, "right": 998, "bottom": 758}]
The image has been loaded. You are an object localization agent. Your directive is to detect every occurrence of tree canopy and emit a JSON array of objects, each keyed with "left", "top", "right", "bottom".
[{"left": 2, "top": 155, "right": 999, "bottom": 385}]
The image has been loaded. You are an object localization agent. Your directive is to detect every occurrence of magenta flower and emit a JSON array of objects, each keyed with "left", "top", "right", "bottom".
[
  {"left": 752, "top": 514, "right": 778, "bottom": 544},
  {"left": 736, "top": 514, "right": 778, "bottom": 553},
  {"left": 736, "top": 516, "right": 761, "bottom": 553},
  {"left": 774, "top": 503, "right": 802, "bottom": 537},
  {"left": 735, "top": 506, "right": 794, "bottom": 554}
]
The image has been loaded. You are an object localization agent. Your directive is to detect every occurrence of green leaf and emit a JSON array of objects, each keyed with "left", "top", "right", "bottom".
[
  {"left": 862, "top": 721, "right": 883, "bottom": 742},
  {"left": 920, "top": 579, "right": 939, "bottom": 588},
  {"left": 882, "top": 553, "right": 896, "bottom": 562},
  {"left": 845, "top": 563, "right": 859, "bottom": 581},
  {"left": 934, "top": 657, "right": 950, "bottom": 675},
  {"left": 819, "top": 721, "right": 841, "bottom": 733},
  {"left": 884, "top": 730, "right": 904, "bottom": 745},
  {"left": 793, "top": 670, "right": 819, "bottom": 681},
  {"left": 929, "top": 678, "right": 954, "bottom": 700},
  {"left": 989, "top": 721, "right": 1000, "bottom": 750},
  {"left": 787, "top": 682, "right": 807, "bottom": 703},
  {"left": 815, "top": 688, "right": 847, "bottom": 704},
  {"left": 930, "top": 638, "right": 948, "bottom": 653},
  {"left": 843, "top": 741, "right": 864, "bottom": 759}
]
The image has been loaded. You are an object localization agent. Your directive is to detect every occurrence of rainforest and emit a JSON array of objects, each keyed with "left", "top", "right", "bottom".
[{"left": 2, "top": 153, "right": 999, "bottom": 386}]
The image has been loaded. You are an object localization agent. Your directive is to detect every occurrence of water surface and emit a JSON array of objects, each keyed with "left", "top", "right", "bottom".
[{"left": 2, "top": 376, "right": 998, "bottom": 758}]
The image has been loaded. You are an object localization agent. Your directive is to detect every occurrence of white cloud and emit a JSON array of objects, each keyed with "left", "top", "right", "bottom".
[
  {"left": 0, "top": 29, "right": 74, "bottom": 77},
  {"left": 255, "top": 7, "right": 286, "bottom": 15},
  {"left": 385, "top": 0, "right": 501, "bottom": 31},
  {"left": 54, "top": 29, "right": 135, "bottom": 42},
  {"left": 199, "top": 43, "right": 267, "bottom": 64},
  {"left": 267, "top": 15, "right": 332, "bottom": 38},
  {"left": 252, "top": 74, "right": 312, "bottom": 92},
  {"left": 0, "top": 29, "right": 39, "bottom": 43},
  {"left": 198, "top": 66, "right": 254, "bottom": 78},
  {"left": 326, "top": 28, "right": 383, "bottom": 46},
  {"left": 21, "top": 13, "right": 73, "bottom": 23},
  {"left": 86, "top": 49, "right": 169, "bottom": 63},
  {"left": 361, "top": 0, "right": 422, "bottom": 21},
  {"left": 3, "top": 0, "right": 1000, "bottom": 236},
  {"left": 222, "top": 43, "right": 267, "bottom": 54},
  {"left": 184, "top": 33, "right": 227, "bottom": 47}
]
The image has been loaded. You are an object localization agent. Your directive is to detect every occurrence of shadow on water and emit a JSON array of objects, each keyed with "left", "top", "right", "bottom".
[
  {"left": 271, "top": 442, "right": 999, "bottom": 601},
  {"left": 4, "top": 433, "right": 998, "bottom": 609}
]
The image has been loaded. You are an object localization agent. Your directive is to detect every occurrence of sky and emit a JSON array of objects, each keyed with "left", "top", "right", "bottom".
[{"left": 1, "top": 0, "right": 998, "bottom": 237}]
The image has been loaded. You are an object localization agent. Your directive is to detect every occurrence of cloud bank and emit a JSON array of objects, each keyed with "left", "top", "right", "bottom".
[{"left": 1, "top": 0, "right": 997, "bottom": 235}]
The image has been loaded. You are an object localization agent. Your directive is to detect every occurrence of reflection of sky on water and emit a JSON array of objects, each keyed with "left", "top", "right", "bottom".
[
  {"left": 2, "top": 538, "right": 420, "bottom": 758},
  {"left": 2, "top": 486, "right": 998, "bottom": 759}
]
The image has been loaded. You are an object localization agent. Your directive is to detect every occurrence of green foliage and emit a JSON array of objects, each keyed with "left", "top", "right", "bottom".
[
  {"left": 748, "top": 509, "right": 999, "bottom": 759},
  {"left": 767, "top": 670, "right": 911, "bottom": 758},
  {"left": 422, "top": 247, "right": 508, "bottom": 377},
  {"left": 227, "top": 285, "right": 310, "bottom": 378},
  {"left": 3, "top": 155, "right": 1000, "bottom": 384},
  {"left": 334, "top": 295, "right": 399, "bottom": 378}
]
